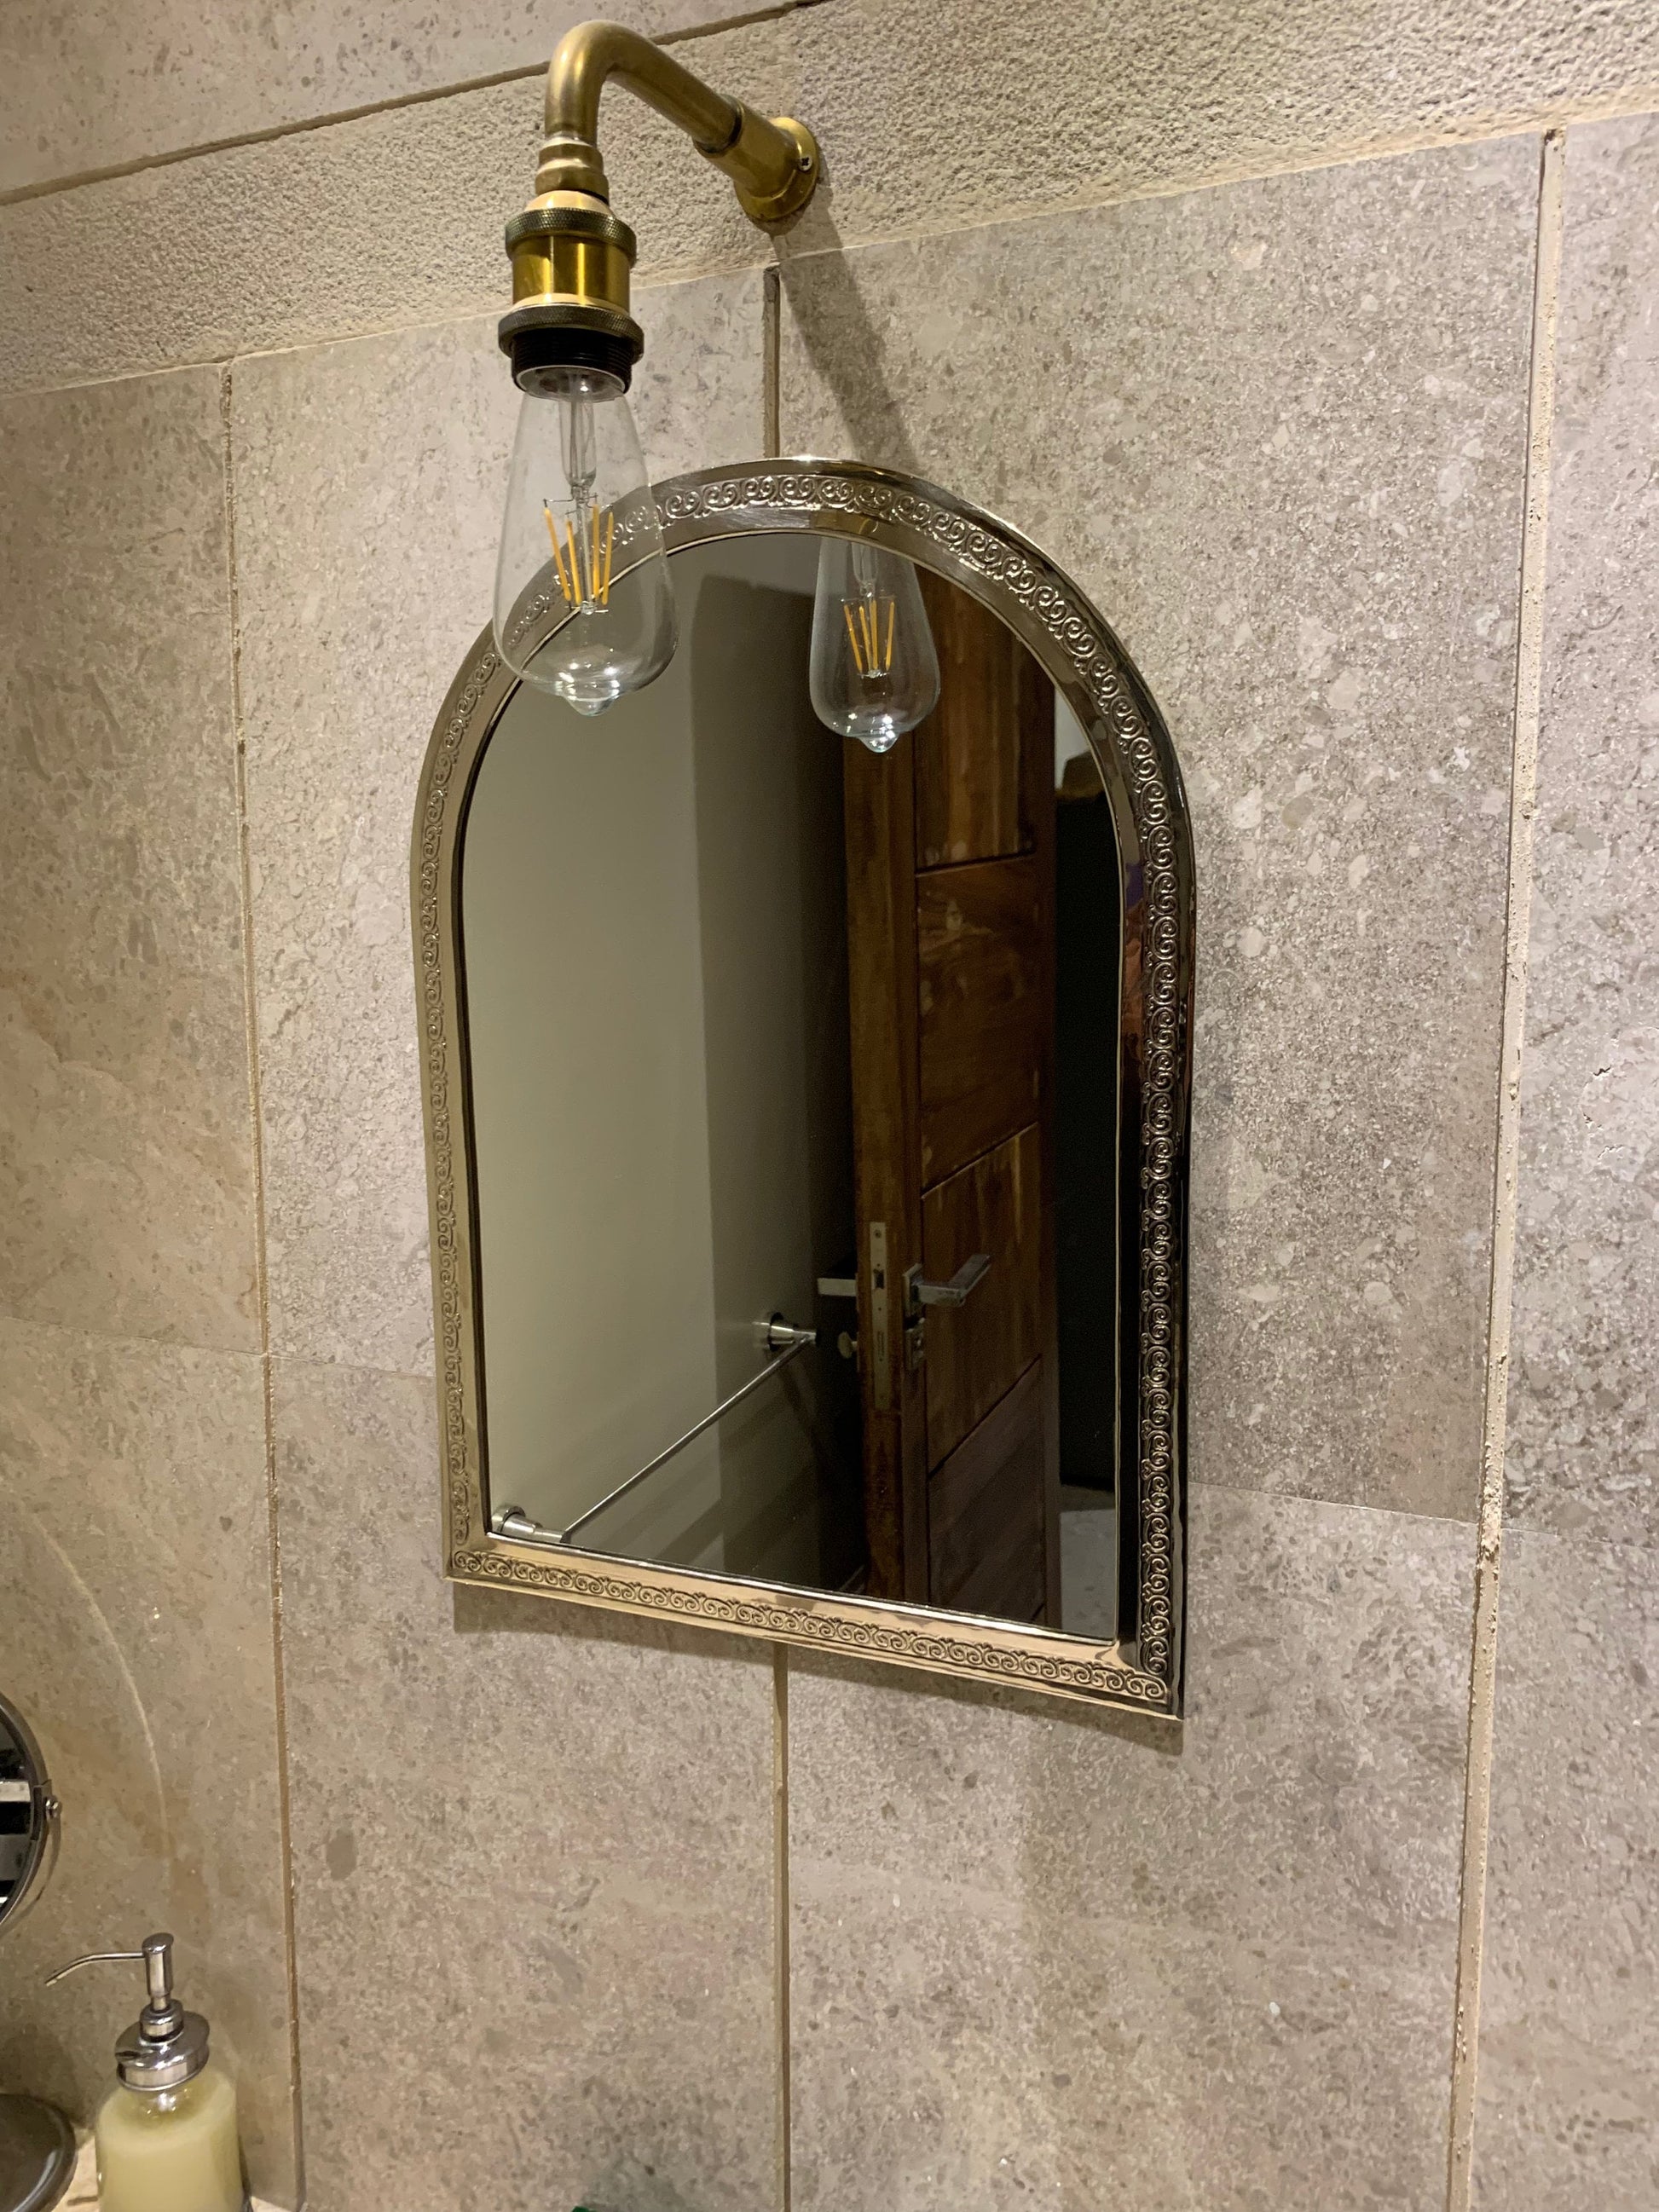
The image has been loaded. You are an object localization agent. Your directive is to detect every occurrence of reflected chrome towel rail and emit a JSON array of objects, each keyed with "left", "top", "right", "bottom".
[{"left": 491, "top": 1322, "right": 816, "bottom": 1548}]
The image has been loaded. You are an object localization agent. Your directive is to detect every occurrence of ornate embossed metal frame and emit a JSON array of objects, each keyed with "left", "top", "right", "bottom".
[{"left": 412, "top": 459, "right": 1194, "bottom": 1715}]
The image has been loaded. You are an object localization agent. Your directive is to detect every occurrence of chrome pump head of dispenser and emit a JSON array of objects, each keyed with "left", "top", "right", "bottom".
[{"left": 46, "top": 1932, "right": 211, "bottom": 2092}]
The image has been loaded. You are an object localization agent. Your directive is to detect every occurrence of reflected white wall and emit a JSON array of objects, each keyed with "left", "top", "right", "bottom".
[{"left": 462, "top": 534, "right": 853, "bottom": 1580}]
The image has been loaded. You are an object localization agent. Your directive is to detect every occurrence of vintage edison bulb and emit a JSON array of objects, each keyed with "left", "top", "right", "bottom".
[
  {"left": 808, "top": 536, "right": 940, "bottom": 753},
  {"left": 492, "top": 367, "right": 676, "bottom": 713}
]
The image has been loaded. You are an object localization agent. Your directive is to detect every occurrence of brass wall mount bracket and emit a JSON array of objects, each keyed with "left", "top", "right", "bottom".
[{"left": 502, "top": 18, "right": 820, "bottom": 390}]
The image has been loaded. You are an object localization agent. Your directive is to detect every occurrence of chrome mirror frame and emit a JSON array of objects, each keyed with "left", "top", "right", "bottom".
[{"left": 412, "top": 459, "right": 1194, "bottom": 1716}]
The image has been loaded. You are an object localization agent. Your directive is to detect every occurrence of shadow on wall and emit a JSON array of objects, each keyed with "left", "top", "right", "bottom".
[{"left": 777, "top": 228, "right": 924, "bottom": 476}]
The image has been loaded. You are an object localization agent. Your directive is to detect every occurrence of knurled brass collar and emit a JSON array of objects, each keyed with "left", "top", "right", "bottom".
[
  {"left": 504, "top": 200, "right": 638, "bottom": 260},
  {"left": 504, "top": 191, "right": 637, "bottom": 298},
  {"left": 500, "top": 187, "right": 643, "bottom": 378}
]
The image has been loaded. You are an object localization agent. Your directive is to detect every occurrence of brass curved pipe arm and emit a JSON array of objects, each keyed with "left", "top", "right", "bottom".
[
  {"left": 502, "top": 20, "right": 818, "bottom": 389},
  {"left": 534, "top": 18, "right": 818, "bottom": 226}
]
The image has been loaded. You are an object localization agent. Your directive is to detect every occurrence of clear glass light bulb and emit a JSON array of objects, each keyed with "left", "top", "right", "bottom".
[
  {"left": 493, "top": 368, "right": 676, "bottom": 715},
  {"left": 808, "top": 536, "right": 940, "bottom": 753}
]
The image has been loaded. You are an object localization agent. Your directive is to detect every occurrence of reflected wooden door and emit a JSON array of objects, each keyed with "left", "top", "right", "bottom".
[{"left": 843, "top": 570, "right": 1060, "bottom": 1623}]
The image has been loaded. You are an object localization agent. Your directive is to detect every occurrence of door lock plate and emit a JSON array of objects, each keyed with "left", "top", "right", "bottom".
[{"left": 869, "top": 1221, "right": 891, "bottom": 1411}]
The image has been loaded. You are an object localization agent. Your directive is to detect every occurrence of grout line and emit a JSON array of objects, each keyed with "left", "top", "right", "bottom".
[
  {"left": 0, "top": 257, "right": 759, "bottom": 403},
  {"left": 0, "top": 61, "right": 546, "bottom": 205},
  {"left": 9, "top": 91, "right": 1659, "bottom": 405},
  {"left": 767, "top": 83, "right": 1659, "bottom": 269},
  {"left": 763, "top": 264, "right": 782, "bottom": 456},
  {"left": 3, "top": 38, "right": 1656, "bottom": 220},
  {"left": 773, "top": 1646, "right": 793, "bottom": 2212},
  {"left": 220, "top": 361, "right": 307, "bottom": 2210},
  {"left": 0, "top": 3, "right": 804, "bottom": 209},
  {"left": 1443, "top": 123, "right": 1565, "bottom": 2212}
]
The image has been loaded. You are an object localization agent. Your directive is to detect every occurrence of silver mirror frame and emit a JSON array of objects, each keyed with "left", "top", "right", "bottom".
[
  {"left": 412, "top": 459, "right": 1195, "bottom": 1716},
  {"left": 0, "top": 1689, "right": 60, "bottom": 1935}
]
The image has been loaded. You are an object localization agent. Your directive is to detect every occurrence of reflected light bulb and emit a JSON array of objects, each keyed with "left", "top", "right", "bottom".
[
  {"left": 492, "top": 367, "right": 676, "bottom": 714},
  {"left": 808, "top": 536, "right": 940, "bottom": 753}
]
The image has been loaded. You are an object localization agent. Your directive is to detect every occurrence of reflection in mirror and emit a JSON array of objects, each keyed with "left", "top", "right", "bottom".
[{"left": 460, "top": 532, "right": 1126, "bottom": 1642}]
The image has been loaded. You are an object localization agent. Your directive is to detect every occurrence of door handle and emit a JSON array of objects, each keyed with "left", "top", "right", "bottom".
[{"left": 905, "top": 1253, "right": 991, "bottom": 1311}]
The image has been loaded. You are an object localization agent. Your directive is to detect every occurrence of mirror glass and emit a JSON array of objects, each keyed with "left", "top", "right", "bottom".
[
  {"left": 0, "top": 1693, "right": 55, "bottom": 1932},
  {"left": 460, "top": 532, "right": 1127, "bottom": 1642}
]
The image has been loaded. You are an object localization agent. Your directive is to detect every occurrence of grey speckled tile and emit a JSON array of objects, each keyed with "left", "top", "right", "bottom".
[
  {"left": 0, "top": 1319, "right": 293, "bottom": 2203},
  {"left": 274, "top": 1356, "right": 778, "bottom": 2212},
  {"left": 0, "top": 370, "right": 258, "bottom": 1354},
  {"left": 781, "top": 139, "right": 1539, "bottom": 1519},
  {"left": 232, "top": 273, "right": 766, "bottom": 1376},
  {"left": 7, "top": 3, "right": 1659, "bottom": 393},
  {"left": 0, "top": 0, "right": 745, "bottom": 195},
  {"left": 1505, "top": 116, "right": 1659, "bottom": 1548},
  {"left": 787, "top": 1484, "right": 1475, "bottom": 2212},
  {"left": 1473, "top": 1526, "right": 1659, "bottom": 2210}
]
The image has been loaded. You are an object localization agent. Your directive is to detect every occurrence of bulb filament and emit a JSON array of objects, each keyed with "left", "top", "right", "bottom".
[
  {"left": 545, "top": 500, "right": 616, "bottom": 610},
  {"left": 842, "top": 594, "right": 896, "bottom": 678}
]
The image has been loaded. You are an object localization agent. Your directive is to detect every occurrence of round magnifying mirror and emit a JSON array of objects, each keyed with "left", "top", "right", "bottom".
[
  {"left": 0, "top": 1691, "right": 59, "bottom": 1932},
  {"left": 0, "top": 1692, "right": 73, "bottom": 2212}
]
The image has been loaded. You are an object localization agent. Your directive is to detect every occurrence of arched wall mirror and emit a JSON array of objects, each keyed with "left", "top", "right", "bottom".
[{"left": 413, "top": 461, "right": 1194, "bottom": 1715}]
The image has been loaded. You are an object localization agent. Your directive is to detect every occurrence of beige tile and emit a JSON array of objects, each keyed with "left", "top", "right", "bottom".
[
  {"left": 0, "top": 369, "right": 257, "bottom": 1354},
  {"left": 231, "top": 274, "right": 765, "bottom": 1375},
  {"left": 781, "top": 141, "right": 1539, "bottom": 1518},
  {"left": 787, "top": 1485, "right": 1474, "bottom": 2212},
  {"left": 1472, "top": 1526, "right": 1659, "bottom": 2209},
  {"left": 0, "top": 1320, "right": 293, "bottom": 2203},
  {"left": 7, "top": 3, "right": 1659, "bottom": 391},
  {"left": 272, "top": 1356, "right": 777, "bottom": 2212},
  {"left": 0, "top": 0, "right": 749, "bottom": 195},
  {"left": 1505, "top": 116, "right": 1659, "bottom": 1548}
]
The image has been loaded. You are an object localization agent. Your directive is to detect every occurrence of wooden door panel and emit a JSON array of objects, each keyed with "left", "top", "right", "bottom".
[
  {"left": 915, "top": 570, "right": 1054, "bottom": 869},
  {"left": 929, "top": 1360, "right": 1046, "bottom": 1621},
  {"left": 922, "top": 1124, "right": 1042, "bottom": 1465},
  {"left": 917, "top": 858, "right": 1044, "bottom": 1187},
  {"left": 844, "top": 570, "right": 1062, "bottom": 1623},
  {"left": 841, "top": 734, "right": 928, "bottom": 1603}
]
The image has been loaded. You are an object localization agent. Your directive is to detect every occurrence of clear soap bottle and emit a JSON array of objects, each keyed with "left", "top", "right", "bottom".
[{"left": 46, "top": 1932, "right": 247, "bottom": 2212}]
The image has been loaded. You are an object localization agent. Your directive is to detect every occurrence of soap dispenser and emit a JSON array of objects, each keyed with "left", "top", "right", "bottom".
[{"left": 45, "top": 1932, "right": 246, "bottom": 2212}]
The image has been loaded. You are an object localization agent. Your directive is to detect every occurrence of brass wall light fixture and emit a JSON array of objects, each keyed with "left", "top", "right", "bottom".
[{"left": 492, "top": 20, "right": 821, "bottom": 712}]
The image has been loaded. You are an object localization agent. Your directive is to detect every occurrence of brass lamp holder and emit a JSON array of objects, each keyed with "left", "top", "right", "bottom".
[{"left": 501, "top": 19, "right": 820, "bottom": 391}]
